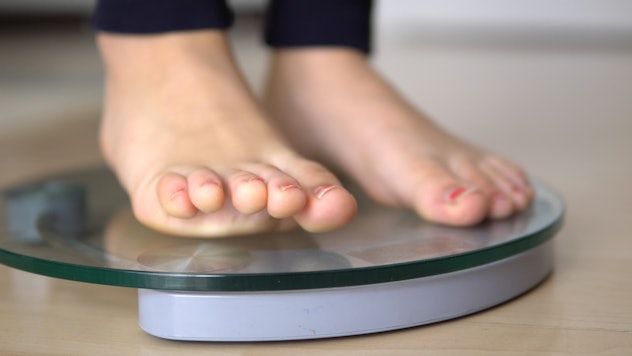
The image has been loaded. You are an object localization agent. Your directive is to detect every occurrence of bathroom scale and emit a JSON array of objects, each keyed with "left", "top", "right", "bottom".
[{"left": 0, "top": 167, "right": 564, "bottom": 341}]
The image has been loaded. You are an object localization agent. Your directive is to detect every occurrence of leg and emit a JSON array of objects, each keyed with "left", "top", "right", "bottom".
[
  {"left": 94, "top": 0, "right": 356, "bottom": 237},
  {"left": 263, "top": 0, "right": 534, "bottom": 226}
]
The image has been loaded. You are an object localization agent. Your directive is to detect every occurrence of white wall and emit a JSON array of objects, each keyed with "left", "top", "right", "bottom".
[{"left": 377, "top": 0, "right": 632, "bottom": 33}]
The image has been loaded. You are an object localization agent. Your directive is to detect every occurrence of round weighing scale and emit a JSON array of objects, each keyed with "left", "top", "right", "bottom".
[{"left": 0, "top": 168, "right": 564, "bottom": 341}]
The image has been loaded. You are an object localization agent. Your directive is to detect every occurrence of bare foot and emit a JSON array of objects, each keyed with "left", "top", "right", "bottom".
[
  {"left": 97, "top": 31, "right": 356, "bottom": 237},
  {"left": 264, "top": 49, "right": 534, "bottom": 226}
]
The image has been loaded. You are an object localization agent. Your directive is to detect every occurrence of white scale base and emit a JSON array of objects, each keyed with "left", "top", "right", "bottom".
[{"left": 139, "top": 240, "right": 553, "bottom": 341}]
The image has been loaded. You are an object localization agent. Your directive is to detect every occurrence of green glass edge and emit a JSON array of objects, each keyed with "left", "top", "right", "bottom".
[{"left": 0, "top": 214, "right": 563, "bottom": 292}]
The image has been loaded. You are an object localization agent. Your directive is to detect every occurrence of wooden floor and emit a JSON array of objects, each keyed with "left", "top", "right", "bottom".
[{"left": 1, "top": 16, "right": 631, "bottom": 355}]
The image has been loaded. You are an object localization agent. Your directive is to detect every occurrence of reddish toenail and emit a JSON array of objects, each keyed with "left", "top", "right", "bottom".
[
  {"left": 445, "top": 186, "right": 476, "bottom": 202},
  {"left": 446, "top": 187, "right": 466, "bottom": 201},
  {"left": 280, "top": 183, "right": 299, "bottom": 192},
  {"left": 313, "top": 185, "right": 337, "bottom": 199}
]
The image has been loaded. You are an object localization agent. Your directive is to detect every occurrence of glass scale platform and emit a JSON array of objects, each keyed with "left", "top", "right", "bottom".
[{"left": 0, "top": 168, "right": 564, "bottom": 341}]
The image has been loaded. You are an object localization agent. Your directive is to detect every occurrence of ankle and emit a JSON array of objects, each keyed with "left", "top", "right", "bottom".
[
  {"left": 271, "top": 48, "right": 369, "bottom": 82},
  {"left": 273, "top": 47, "right": 366, "bottom": 66},
  {"left": 97, "top": 30, "right": 233, "bottom": 80}
]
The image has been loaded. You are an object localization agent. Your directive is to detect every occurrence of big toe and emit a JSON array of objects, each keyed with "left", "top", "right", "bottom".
[
  {"left": 297, "top": 184, "right": 358, "bottom": 232},
  {"left": 283, "top": 160, "right": 357, "bottom": 232},
  {"left": 406, "top": 163, "right": 490, "bottom": 226},
  {"left": 418, "top": 184, "right": 489, "bottom": 226}
]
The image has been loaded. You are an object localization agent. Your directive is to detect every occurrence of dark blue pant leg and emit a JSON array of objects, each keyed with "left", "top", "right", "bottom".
[
  {"left": 93, "top": 0, "right": 234, "bottom": 33},
  {"left": 93, "top": 0, "right": 373, "bottom": 54},
  {"left": 264, "top": 0, "right": 374, "bottom": 54}
]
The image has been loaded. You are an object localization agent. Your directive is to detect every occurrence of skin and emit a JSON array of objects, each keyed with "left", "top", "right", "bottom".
[
  {"left": 264, "top": 48, "right": 534, "bottom": 226},
  {"left": 97, "top": 29, "right": 533, "bottom": 238},
  {"left": 98, "top": 31, "right": 357, "bottom": 237}
]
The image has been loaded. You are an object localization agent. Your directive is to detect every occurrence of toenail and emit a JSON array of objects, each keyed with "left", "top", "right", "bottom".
[
  {"left": 445, "top": 186, "right": 477, "bottom": 203},
  {"left": 279, "top": 183, "right": 300, "bottom": 192},
  {"left": 169, "top": 188, "right": 186, "bottom": 201},
  {"left": 492, "top": 191, "right": 508, "bottom": 202},
  {"left": 248, "top": 176, "right": 265, "bottom": 183},
  {"left": 200, "top": 180, "right": 220, "bottom": 188},
  {"left": 313, "top": 185, "right": 337, "bottom": 200}
]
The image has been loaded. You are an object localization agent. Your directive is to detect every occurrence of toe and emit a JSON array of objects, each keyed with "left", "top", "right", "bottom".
[
  {"left": 187, "top": 168, "right": 225, "bottom": 213},
  {"left": 488, "top": 157, "right": 531, "bottom": 191},
  {"left": 156, "top": 172, "right": 198, "bottom": 219},
  {"left": 281, "top": 160, "right": 357, "bottom": 232},
  {"left": 269, "top": 181, "right": 306, "bottom": 218},
  {"left": 486, "top": 157, "right": 534, "bottom": 209},
  {"left": 301, "top": 183, "right": 358, "bottom": 232},
  {"left": 488, "top": 192, "right": 515, "bottom": 219},
  {"left": 408, "top": 160, "right": 490, "bottom": 226},
  {"left": 243, "top": 164, "right": 307, "bottom": 219},
  {"left": 421, "top": 183, "right": 489, "bottom": 226},
  {"left": 228, "top": 171, "right": 268, "bottom": 215},
  {"left": 453, "top": 157, "right": 520, "bottom": 220},
  {"left": 481, "top": 158, "right": 533, "bottom": 214}
]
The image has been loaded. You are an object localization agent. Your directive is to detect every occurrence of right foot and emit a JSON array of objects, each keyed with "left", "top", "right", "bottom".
[
  {"left": 97, "top": 31, "right": 356, "bottom": 237},
  {"left": 264, "top": 49, "right": 534, "bottom": 226}
]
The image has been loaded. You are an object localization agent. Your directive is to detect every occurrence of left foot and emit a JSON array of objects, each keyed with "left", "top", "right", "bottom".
[
  {"left": 97, "top": 32, "right": 357, "bottom": 237},
  {"left": 264, "top": 49, "right": 534, "bottom": 226}
]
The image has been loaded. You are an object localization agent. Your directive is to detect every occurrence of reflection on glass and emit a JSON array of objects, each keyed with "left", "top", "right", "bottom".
[{"left": 0, "top": 168, "right": 563, "bottom": 289}]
